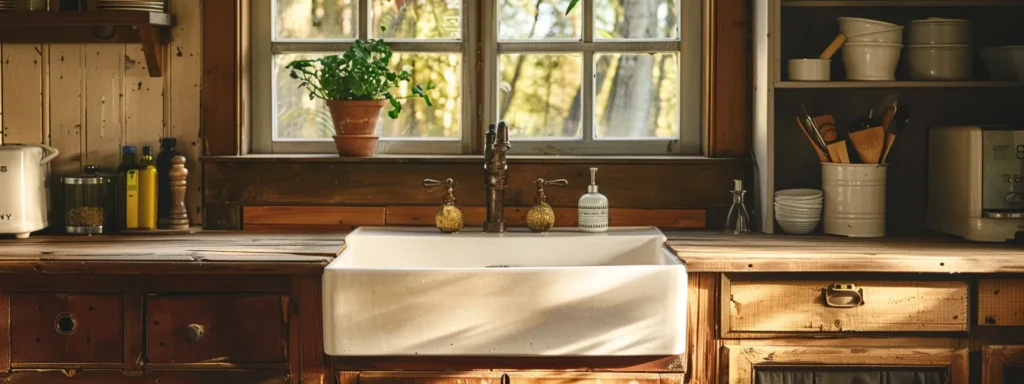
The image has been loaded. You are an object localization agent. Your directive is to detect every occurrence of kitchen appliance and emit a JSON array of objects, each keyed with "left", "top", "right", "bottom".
[
  {"left": 62, "top": 165, "right": 112, "bottom": 235},
  {"left": 0, "top": 144, "right": 60, "bottom": 239},
  {"left": 927, "top": 125, "right": 1024, "bottom": 242}
]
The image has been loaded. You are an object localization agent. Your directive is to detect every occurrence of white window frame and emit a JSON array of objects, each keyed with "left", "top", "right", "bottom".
[{"left": 253, "top": 0, "right": 701, "bottom": 155}]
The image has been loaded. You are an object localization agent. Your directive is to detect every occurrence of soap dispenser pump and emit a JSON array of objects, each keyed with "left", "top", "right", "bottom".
[
  {"left": 527, "top": 178, "right": 568, "bottom": 233},
  {"left": 577, "top": 167, "right": 609, "bottom": 232},
  {"left": 423, "top": 178, "right": 464, "bottom": 233}
]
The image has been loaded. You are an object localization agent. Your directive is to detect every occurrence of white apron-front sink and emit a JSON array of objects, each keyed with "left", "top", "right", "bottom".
[{"left": 323, "top": 226, "right": 686, "bottom": 356}]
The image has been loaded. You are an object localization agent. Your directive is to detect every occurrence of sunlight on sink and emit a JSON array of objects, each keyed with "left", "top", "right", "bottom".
[{"left": 323, "top": 227, "right": 687, "bottom": 356}]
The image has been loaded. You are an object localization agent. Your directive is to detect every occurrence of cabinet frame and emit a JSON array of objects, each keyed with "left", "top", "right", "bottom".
[
  {"left": 983, "top": 345, "right": 1024, "bottom": 384},
  {"left": 723, "top": 346, "right": 969, "bottom": 384}
]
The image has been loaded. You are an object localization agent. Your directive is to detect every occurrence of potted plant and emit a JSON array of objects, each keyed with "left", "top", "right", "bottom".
[{"left": 286, "top": 31, "right": 435, "bottom": 157}]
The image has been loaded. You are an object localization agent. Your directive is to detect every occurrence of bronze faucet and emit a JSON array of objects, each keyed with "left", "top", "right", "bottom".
[{"left": 483, "top": 121, "right": 511, "bottom": 233}]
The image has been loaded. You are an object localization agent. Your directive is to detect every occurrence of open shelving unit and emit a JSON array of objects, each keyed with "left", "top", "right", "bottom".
[
  {"left": 0, "top": 11, "right": 175, "bottom": 77},
  {"left": 753, "top": 0, "right": 1024, "bottom": 234}
]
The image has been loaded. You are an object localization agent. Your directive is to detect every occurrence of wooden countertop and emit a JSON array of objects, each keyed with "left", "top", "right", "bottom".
[
  {"left": 4, "top": 230, "right": 1023, "bottom": 275},
  {"left": 0, "top": 232, "right": 341, "bottom": 274},
  {"left": 667, "top": 232, "right": 1024, "bottom": 273}
]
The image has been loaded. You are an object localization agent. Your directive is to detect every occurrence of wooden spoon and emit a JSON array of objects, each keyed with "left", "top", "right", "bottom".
[{"left": 819, "top": 34, "right": 847, "bottom": 59}]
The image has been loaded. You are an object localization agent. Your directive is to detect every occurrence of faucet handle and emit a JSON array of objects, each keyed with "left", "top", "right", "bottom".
[{"left": 424, "top": 178, "right": 457, "bottom": 203}]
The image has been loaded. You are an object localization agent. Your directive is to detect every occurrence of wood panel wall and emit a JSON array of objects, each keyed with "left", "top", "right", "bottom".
[{"left": 0, "top": 0, "right": 202, "bottom": 225}]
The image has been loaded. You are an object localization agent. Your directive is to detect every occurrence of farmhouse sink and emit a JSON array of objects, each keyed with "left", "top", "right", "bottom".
[{"left": 322, "top": 226, "right": 686, "bottom": 356}]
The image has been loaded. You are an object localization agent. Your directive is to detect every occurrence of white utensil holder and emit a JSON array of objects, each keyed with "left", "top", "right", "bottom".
[{"left": 822, "top": 163, "right": 887, "bottom": 237}]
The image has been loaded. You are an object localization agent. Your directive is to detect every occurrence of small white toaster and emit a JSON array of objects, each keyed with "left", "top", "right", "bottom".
[{"left": 0, "top": 144, "right": 59, "bottom": 239}]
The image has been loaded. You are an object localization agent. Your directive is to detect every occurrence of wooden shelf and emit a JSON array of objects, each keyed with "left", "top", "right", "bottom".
[
  {"left": 783, "top": 0, "right": 1024, "bottom": 7},
  {"left": 775, "top": 80, "right": 1024, "bottom": 88},
  {"left": 0, "top": 11, "right": 174, "bottom": 77}
]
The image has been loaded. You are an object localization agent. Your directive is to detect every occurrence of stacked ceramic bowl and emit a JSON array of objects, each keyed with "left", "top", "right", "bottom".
[
  {"left": 839, "top": 17, "right": 904, "bottom": 81},
  {"left": 775, "top": 189, "right": 823, "bottom": 234},
  {"left": 907, "top": 18, "right": 972, "bottom": 80}
]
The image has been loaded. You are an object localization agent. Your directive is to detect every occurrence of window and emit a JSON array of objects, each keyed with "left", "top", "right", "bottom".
[{"left": 253, "top": 0, "right": 700, "bottom": 155}]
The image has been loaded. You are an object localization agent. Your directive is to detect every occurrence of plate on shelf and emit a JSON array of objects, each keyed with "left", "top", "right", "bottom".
[{"left": 96, "top": 0, "right": 164, "bottom": 11}]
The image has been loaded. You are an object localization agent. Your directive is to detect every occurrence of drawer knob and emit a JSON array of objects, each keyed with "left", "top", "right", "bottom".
[
  {"left": 54, "top": 312, "right": 78, "bottom": 335},
  {"left": 186, "top": 324, "right": 205, "bottom": 342},
  {"left": 824, "top": 283, "right": 864, "bottom": 308}
]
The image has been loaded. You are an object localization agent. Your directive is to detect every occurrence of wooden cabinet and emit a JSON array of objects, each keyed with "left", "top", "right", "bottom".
[
  {"left": 339, "top": 371, "right": 502, "bottom": 384},
  {"left": 983, "top": 346, "right": 1024, "bottom": 384},
  {"left": 0, "top": 370, "right": 290, "bottom": 383},
  {"left": 978, "top": 279, "right": 1024, "bottom": 326},
  {"left": 9, "top": 294, "right": 124, "bottom": 364},
  {"left": 337, "top": 371, "right": 682, "bottom": 384},
  {"left": 722, "top": 276, "right": 969, "bottom": 336},
  {"left": 146, "top": 294, "right": 288, "bottom": 364},
  {"left": 724, "top": 346, "right": 969, "bottom": 384},
  {"left": 506, "top": 372, "right": 681, "bottom": 384}
]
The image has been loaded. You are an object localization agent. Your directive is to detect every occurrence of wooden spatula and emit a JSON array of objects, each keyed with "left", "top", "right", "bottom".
[{"left": 849, "top": 126, "right": 885, "bottom": 164}]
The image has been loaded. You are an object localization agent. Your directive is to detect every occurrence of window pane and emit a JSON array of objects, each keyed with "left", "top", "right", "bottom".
[
  {"left": 594, "top": 53, "right": 678, "bottom": 138},
  {"left": 499, "top": 0, "right": 580, "bottom": 40},
  {"left": 594, "top": 0, "right": 679, "bottom": 39},
  {"left": 499, "top": 54, "right": 582, "bottom": 139},
  {"left": 274, "top": 53, "right": 461, "bottom": 139},
  {"left": 276, "top": 0, "right": 356, "bottom": 39},
  {"left": 371, "top": 0, "right": 462, "bottom": 39}
]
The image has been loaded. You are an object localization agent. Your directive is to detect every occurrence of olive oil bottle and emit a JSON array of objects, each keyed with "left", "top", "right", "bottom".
[
  {"left": 118, "top": 146, "right": 139, "bottom": 230},
  {"left": 138, "top": 146, "right": 158, "bottom": 230}
]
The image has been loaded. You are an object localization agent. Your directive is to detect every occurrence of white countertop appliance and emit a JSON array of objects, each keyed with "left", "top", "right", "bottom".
[
  {"left": 0, "top": 144, "right": 59, "bottom": 239},
  {"left": 927, "top": 125, "right": 1024, "bottom": 242}
]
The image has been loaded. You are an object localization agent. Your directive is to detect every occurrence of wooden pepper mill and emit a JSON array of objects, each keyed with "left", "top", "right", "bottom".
[{"left": 168, "top": 155, "right": 190, "bottom": 230}]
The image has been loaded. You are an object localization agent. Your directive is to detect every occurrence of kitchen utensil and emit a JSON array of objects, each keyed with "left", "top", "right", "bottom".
[
  {"left": 927, "top": 125, "right": 1024, "bottom": 242},
  {"left": 908, "top": 18, "right": 971, "bottom": 45},
  {"left": 63, "top": 165, "right": 112, "bottom": 235},
  {"left": 980, "top": 46, "right": 1018, "bottom": 80},
  {"left": 908, "top": 44, "right": 973, "bottom": 80},
  {"left": 880, "top": 104, "right": 913, "bottom": 164},
  {"left": 849, "top": 126, "right": 886, "bottom": 164},
  {"left": 0, "top": 144, "right": 60, "bottom": 239},
  {"left": 823, "top": 163, "right": 887, "bottom": 237},
  {"left": 827, "top": 141, "right": 851, "bottom": 164},
  {"left": 796, "top": 116, "right": 831, "bottom": 162},
  {"left": 820, "top": 34, "right": 848, "bottom": 59},
  {"left": 788, "top": 59, "right": 831, "bottom": 81},
  {"left": 725, "top": 180, "right": 752, "bottom": 234},
  {"left": 843, "top": 42, "right": 903, "bottom": 81}
]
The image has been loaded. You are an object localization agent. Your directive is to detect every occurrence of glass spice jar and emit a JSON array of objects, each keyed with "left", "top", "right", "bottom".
[{"left": 63, "top": 165, "right": 110, "bottom": 235}]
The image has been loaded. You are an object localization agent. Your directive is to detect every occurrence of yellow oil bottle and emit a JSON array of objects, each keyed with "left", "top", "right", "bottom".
[
  {"left": 125, "top": 169, "right": 139, "bottom": 229},
  {"left": 138, "top": 146, "right": 158, "bottom": 230}
]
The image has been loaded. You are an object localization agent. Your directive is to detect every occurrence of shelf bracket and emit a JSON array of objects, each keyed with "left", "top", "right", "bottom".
[{"left": 138, "top": 25, "right": 162, "bottom": 77}]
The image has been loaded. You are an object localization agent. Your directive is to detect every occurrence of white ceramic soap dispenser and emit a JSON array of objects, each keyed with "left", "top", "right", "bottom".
[{"left": 578, "top": 167, "right": 609, "bottom": 232}]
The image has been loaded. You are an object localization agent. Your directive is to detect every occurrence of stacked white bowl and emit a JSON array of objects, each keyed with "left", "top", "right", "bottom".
[
  {"left": 907, "top": 18, "right": 972, "bottom": 81},
  {"left": 839, "top": 17, "right": 904, "bottom": 81},
  {"left": 774, "top": 189, "right": 823, "bottom": 234}
]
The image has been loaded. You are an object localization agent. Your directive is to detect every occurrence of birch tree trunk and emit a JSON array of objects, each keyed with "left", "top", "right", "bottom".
[{"left": 602, "top": 0, "right": 658, "bottom": 137}]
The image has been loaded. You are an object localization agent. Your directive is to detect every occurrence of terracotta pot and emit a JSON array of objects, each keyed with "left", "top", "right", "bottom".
[
  {"left": 332, "top": 135, "right": 380, "bottom": 157},
  {"left": 326, "top": 99, "right": 386, "bottom": 136}
]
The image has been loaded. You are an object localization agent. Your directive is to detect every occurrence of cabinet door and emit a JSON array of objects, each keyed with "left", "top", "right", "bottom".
[
  {"left": 9, "top": 294, "right": 123, "bottom": 364},
  {"left": 0, "top": 370, "right": 289, "bottom": 383},
  {"left": 506, "top": 372, "right": 681, "bottom": 384},
  {"left": 339, "top": 371, "right": 502, "bottom": 384},
  {"left": 724, "top": 346, "right": 968, "bottom": 384},
  {"left": 983, "top": 345, "right": 1024, "bottom": 384}
]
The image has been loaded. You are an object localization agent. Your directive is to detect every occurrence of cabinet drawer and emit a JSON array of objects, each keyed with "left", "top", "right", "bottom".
[
  {"left": 145, "top": 294, "right": 287, "bottom": 363},
  {"left": 725, "top": 346, "right": 968, "bottom": 384},
  {"left": 723, "top": 276, "right": 968, "bottom": 335},
  {"left": 10, "top": 294, "right": 123, "bottom": 363},
  {"left": 979, "top": 279, "right": 1024, "bottom": 326}
]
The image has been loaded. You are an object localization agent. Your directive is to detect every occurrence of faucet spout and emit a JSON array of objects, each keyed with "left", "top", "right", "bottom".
[{"left": 484, "top": 121, "right": 511, "bottom": 233}]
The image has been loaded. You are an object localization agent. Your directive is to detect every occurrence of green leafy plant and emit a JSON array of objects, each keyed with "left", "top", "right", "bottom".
[
  {"left": 286, "top": 29, "right": 436, "bottom": 119},
  {"left": 566, "top": 0, "right": 579, "bottom": 15}
]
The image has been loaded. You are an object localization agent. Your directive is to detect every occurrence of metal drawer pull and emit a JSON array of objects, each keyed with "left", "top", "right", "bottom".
[
  {"left": 824, "top": 283, "right": 864, "bottom": 308},
  {"left": 54, "top": 312, "right": 78, "bottom": 335},
  {"left": 186, "top": 324, "right": 205, "bottom": 342}
]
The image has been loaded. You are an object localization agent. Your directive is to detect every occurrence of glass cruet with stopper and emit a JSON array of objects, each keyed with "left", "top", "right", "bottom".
[{"left": 725, "top": 179, "right": 751, "bottom": 234}]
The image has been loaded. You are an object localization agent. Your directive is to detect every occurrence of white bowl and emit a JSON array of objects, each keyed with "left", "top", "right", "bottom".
[
  {"left": 908, "top": 18, "right": 971, "bottom": 45},
  {"left": 775, "top": 207, "right": 822, "bottom": 217},
  {"left": 843, "top": 42, "right": 903, "bottom": 81},
  {"left": 788, "top": 58, "right": 831, "bottom": 81},
  {"left": 838, "top": 17, "right": 901, "bottom": 37},
  {"left": 775, "top": 189, "right": 823, "bottom": 200},
  {"left": 907, "top": 44, "right": 973, "bottom": 80},
  {"left": 846, "top": 26, "right": 904, "bottom": 44},
  {"left": 980, "top": 46, "right": 1017, "bottom": 80},
  {"left": 776, "top": 218, "right": 821, "bottom": 234},
  {"left": 775, "top": 203, "right": 823, "bottom": 213},
  {"left": 775, "top": 200, "right": 823, "bottom": 209}
]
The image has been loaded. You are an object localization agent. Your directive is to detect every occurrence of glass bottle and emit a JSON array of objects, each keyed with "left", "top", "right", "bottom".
[
  {"left": 116, "top": 146, "right": 138, "bottom": 231},
  {"left": 138, "top": 146, "right": 158, "bottom": 230},
  {"left": 725, "top": 179, "right": 751, "bottom": 234},
  {"left": 63, "top": 165, "right": 110, "bottom": 235}
]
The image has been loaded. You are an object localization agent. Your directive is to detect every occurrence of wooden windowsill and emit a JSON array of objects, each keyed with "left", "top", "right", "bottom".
[{"left": 200, "top": 154, "right": 744, "bottom": 165}]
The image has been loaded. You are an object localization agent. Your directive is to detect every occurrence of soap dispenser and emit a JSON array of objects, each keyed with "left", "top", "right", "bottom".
[
  {"left": 577, "top": 167, "right": 609, "bottom": 232},
  {"left": 423, "top": 178, "right": 464, "bottom": 233},
  {"left": 527, "top": 178, "right": 568, "bottom": 233}
]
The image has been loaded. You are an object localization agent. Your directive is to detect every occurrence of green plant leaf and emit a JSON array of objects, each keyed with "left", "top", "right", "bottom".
[{"left": 566, "top": 0, "right": 579, "bottom": 15}]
